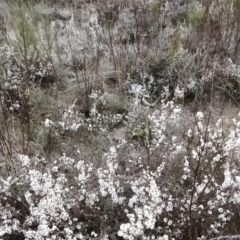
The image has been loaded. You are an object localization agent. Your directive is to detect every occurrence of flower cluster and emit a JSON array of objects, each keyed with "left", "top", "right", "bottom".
[{"left": 1, "top": 0, "right": 240, "bottom": 239}]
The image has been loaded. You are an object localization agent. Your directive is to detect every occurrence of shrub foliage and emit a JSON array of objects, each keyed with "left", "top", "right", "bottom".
[{"left": 1, "top": 0, "right": 240, "bottom": 239}]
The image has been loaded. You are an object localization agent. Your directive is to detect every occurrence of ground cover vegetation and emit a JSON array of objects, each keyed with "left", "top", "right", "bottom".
[{"left": 1, "top": 0, "right": 240, "bottom": 239}]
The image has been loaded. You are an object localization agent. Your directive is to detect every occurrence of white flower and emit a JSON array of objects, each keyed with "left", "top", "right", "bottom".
[
  {"left": 91, "top": 231, "right": 98, "bottom": 237},
  {"left": 218, "top": 208, "right": 223, "bottom": 213},
  {"left": 52, "top": 166, "right": 58, "bottom": 172},
  {"left": 196, "top": 112, "right": 204, "bottom": 120},
  {"left": 187, "top": 129, "right": 193, "bottom": 138},
  {"left": 166, "top": 202, "right": 173, "bottom": 212},
  {"left": 38, "top": 224, "right": 50, "bottom": 237},
  {"left": 118, "top": 231, "right": 123, "bottom": 237},
  {"left": 45, "top": 118, "right": 54, "bottom": 127},
  {"left": 174, "top": 85, "right": 184, "bottom": 99},
  {"left": 162, "top": 235, "right": 169, "bottom": 240},
  {"left": 192, "top": 150, "right": 198, "bottom": 159},
  {"left": 18, "top": 154, "right": 30, "bottom": 167},
  {"left": 182, "top": 175, "right": 187, "bottom": 180}
]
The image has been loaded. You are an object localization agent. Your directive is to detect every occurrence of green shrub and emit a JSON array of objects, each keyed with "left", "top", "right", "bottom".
[{"left": 188, "top": 7, "right": 206, "bottom": 28}]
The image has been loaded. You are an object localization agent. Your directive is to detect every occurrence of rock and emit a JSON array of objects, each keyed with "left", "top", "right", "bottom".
[
  {"left": 111, "top": 126, "right": 127, "bottom": 142},
  {"left": 48, "top": 11, "right": 72, "bottom": 21},
  {"left": 34, "top": 5, "right": 72, "bottom": 22},
  {"left": 100, "top": 93, "right": 128, "bottom": 112}
]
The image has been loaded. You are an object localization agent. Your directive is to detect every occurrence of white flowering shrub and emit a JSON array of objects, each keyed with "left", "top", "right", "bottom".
[
  {"left": 2, "top": 103, "right": 240, "bottom": 239},
  {"left": 1, "top": 0, "right": 240, "bottom": 240}
]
